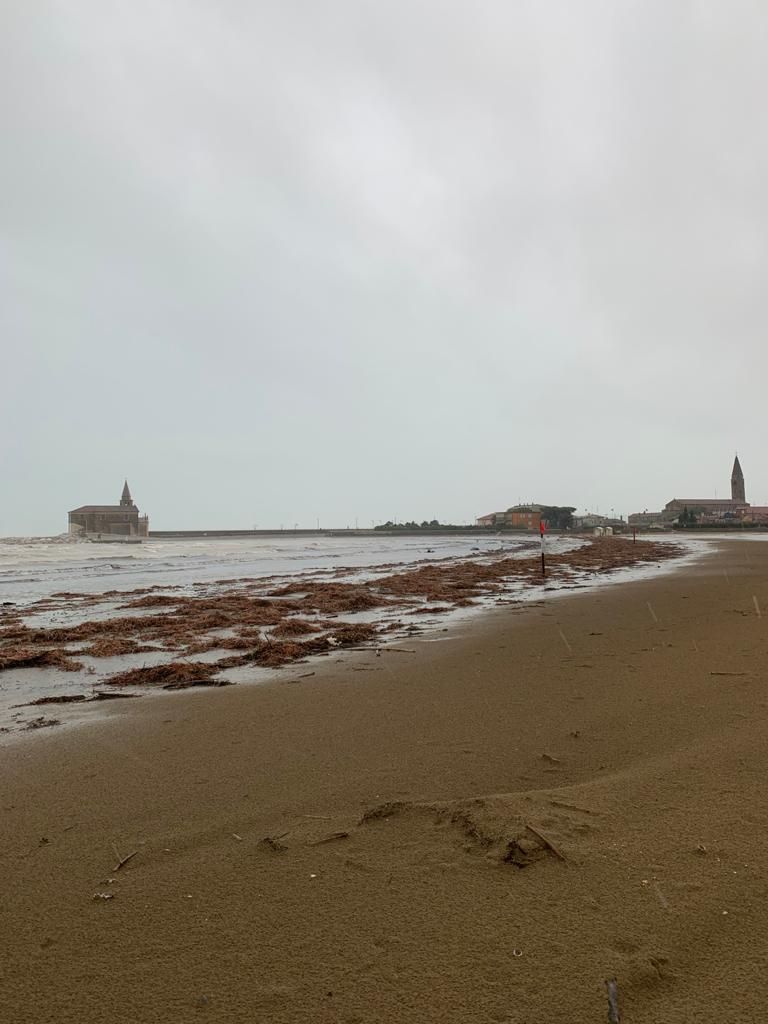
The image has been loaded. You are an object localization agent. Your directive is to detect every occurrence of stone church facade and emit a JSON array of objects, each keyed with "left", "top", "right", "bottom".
[{"left": 68, "top": 481, "right": 149, "bottom": 538}]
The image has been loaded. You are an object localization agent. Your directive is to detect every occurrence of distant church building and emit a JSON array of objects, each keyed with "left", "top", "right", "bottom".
[
  {"left": 662, "top": 455, "right": 749, "bottom": 519},
  {"left": 68, "top": 481, "right": 149, "bottom": 539}
]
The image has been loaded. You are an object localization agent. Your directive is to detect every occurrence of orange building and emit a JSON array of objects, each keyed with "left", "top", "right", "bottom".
[{"left": 504, "top": 505, "right": 542, "bottom": 531}]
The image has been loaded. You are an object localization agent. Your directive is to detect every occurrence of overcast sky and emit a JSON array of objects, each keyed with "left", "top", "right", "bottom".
[{"left": 2, "top": 1, "right": 767, "bottom": 534}]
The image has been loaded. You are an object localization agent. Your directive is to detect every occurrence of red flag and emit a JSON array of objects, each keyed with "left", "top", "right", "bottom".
[{"left": 539, "top": 519, "right": 546, "bottom": 536}]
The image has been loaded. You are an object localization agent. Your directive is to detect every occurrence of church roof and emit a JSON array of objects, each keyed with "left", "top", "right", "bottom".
[
  {"left": 668, "top": 498, "right": 738, "bottom": 505},
  {"left": 122, "top": 480, "right": 132, "bottom": 501},
  {"left": 69, "top": 505, "right": 138, "bottom": 514}
]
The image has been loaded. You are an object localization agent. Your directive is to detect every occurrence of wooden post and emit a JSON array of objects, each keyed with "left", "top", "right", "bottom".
[{"left": 540, "top": 519, "right": 546, "bottom": 577}]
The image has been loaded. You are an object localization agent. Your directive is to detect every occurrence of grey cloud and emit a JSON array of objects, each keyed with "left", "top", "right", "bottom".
[{"left": 2, "top": 1, "right": 767, "bottom": 534}]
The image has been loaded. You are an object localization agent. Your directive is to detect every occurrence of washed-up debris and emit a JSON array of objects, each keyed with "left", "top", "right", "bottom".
[
  {"left": 259, "top": 834, "right": 288, "bottom": 853},
  {"left": 91, "top": 691, "right": 141, "bottom": 701},
  {"left": 92, "top": 892, "right": 115, "bottom": 901},
  {"left": 21, "top": 694, "right": 87, "bottom": 706},
  {"left": 112, "top": 845, "right": 138, "bottom": 872},
  {"left": 308, "top": 831, "right": 350, "bottom": 846},
  {"left": 1, "top": 538, "right": 682, "bottom": 691},
  {"left": 103, "top": 662, "right": 225, "bottom": 689},
  {"left": 24, "top": 716, "right": 60, "bottom": 730},
  {"left": 605, "top": 977, "right": 621, "bottom": 1022},
  {"left": 83, "top": 638, "right": 158, "bottom": 657},
  {"left": 0, "top": 648, "right": 83, "bottom": 673},
  {"left": 18, "top": 691, "right": 144, "bottom": 707},
  {"left": 271, "top": 617, "right": 323, "bottom": 637},
  {"left": 215, "top": 623, "right": 380, "bottom": 671},
  {"left": 525, "top": 823, "right": 567, "bottom": 862}
]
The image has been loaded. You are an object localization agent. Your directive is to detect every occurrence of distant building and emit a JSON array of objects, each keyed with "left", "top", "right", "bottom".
[
  {"left": 477, "top": 504, "right": 581, "bottom": 531},
  {"left": 631, "top": 456, "right": 751, "bottom": 526},
  {"left": 573, "top": 512, "right": 628, "bottom": 533},
  {"left": 504, "top": 504, "right": 542, "bottom": 530},
  {"left": 663, "top": 456, "right": 749, "bottom": 520},
  {"left": 627, "top": 511, "right": 665, "bottom": 528},
  {"left": 573, "top": 513, "right": 611, "bottom": 530},
  {"left": 476, "top": 506, "right": 543, "bottom": 531},
  {"left": 743, "top": 506, "right": 768, "bottom": 524},
  {"left": 68, "top": 481, "right": 149, "bottom": 539}
]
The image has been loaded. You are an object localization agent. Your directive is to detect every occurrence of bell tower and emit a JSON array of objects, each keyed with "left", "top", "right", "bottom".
[
  {"left": 731, "top": 456, "right": 746, "bottom": 503},
  {"left": 120, "top": 480, "right": 135, "bottom": 508}
]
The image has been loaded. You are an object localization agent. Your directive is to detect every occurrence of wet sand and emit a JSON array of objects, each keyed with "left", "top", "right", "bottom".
[{"left": 1, "top": 538, "right": 767, "bottom": 1022}]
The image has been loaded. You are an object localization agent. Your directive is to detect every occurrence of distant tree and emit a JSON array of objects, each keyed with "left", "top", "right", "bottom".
[
  {"left": 540, "top": 506, "right": 577, "bottom": 530},
  {"left": 374, "top": 518, "right": 462, "bottom": 531}
]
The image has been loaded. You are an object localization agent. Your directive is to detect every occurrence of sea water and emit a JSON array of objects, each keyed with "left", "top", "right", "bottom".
[{"left": 0, "top": 533, "right": 550, "bottom": 607}]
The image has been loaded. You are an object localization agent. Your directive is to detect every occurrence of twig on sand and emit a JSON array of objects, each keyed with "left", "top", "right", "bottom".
[
  {"left": 541, "top": 752, "right": 561, "bottom": 764},
  {"left": 308, "top": 831, "right": 350, "bottom": 846},
  {"left": 710, "top": 671, "right": 748, "bottom": 677},
  {"left": 112, "top": 844, "right": 138, "bottom": 872},
  {"left": 605, "top": 977, "right": 620, "bottom": 1022},
  {"left": 344, "top": 646, "right": 416, "bottom": 654},
  {"left": 524, "top": 823, "right": 567, "bottom": 862},
  {"left": 259, "top": 832, "right": 289, "bottom": 852}
]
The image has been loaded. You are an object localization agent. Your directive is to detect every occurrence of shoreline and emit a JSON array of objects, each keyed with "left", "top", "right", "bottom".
[
  {"left": 0, "top": 536, "right": 689, "bottom": 740},
  {"left": 2, "top": 539, "right": 768, "bottom": 1022}
]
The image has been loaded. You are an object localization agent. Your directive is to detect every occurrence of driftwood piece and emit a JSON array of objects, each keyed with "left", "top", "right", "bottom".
[
  {"left": 112, "top": 845, "right": 138, "bottom": 872},
  {"left": 605, "top": 977, "right": 620, "bottom": 1022},
  {"left": 524, "top": 823, "right": 567, "bottom": 862},
  {"left": 259, "top": 834, "right": 288, "bottom": 853},
  {"left": 308, "top": 831, "right": 349, "bottom": 846},
  {"left": 92, "top": 691, "right": 141, "bottom": 700},
  {"left": 342, "top": 646, "right": 416, "bottom": 654}
]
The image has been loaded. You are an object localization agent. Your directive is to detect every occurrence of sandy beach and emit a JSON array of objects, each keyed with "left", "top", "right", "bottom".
[{"left": 2, "top": 537, "right": 767, "bottom": 1022}]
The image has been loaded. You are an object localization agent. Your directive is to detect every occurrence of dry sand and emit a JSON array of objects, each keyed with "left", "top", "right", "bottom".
[{"left": 2, "top": 538, "right": 767, "bottom": 1023}]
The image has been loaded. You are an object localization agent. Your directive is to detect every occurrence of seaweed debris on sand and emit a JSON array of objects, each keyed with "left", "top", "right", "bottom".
[
  {"left": 103, "top": 662, "right": 230, "bottom": 690},
  {"left": 0, "top": 539, "right": 681, "bottom": 700},
  {"left": 0, "top": 648, "right": 83, "bottom": 672}
]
